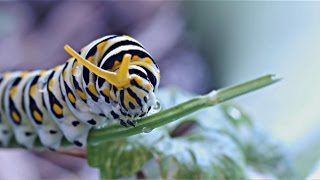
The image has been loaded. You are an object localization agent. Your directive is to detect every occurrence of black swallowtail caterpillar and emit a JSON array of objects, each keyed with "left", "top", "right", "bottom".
[{"left": 0, "top": 35, "right": 160, "bottom": 149}]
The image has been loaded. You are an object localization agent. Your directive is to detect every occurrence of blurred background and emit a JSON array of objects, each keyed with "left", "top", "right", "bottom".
[{"left": 0, "top": 1, "right": 319, "bottom": 179}]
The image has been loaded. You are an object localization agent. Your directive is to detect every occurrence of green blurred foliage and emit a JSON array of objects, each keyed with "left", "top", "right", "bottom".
[{"left": 87, "top": 87, "right": 293, "bottom": 179}]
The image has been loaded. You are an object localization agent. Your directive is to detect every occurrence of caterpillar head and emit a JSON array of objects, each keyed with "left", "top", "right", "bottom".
[
  {"left": 108, "top": 62, "right": 160, "bottom": 120},
  {"left": 64, "top": 45, "right": 160, "bottom": 121}
]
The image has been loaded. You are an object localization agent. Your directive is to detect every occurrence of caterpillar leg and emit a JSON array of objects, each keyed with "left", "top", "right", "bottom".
[
  {"left": 0, "top": 127, "right": 11, "bottom": 147},
  {"left": 58, "top": 119, "right": 90, "bottom": 147},
  {"left": 119, "top": 120, "right": 128, "bottom": 127},
  {"left": 126, "top": 120, "right": 136, "bottom": 127},
  {"left": 118, "top": 119, "right": 136, "bottom": 127},
  {"left": 0, "top": 122, "right": 12, "bottom": 146}
]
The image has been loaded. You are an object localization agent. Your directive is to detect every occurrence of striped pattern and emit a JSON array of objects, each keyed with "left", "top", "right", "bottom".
[{"left": 0, "top": 35, "right": 160, "bottom": 149}]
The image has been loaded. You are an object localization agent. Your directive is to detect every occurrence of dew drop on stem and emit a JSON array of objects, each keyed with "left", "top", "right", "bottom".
[{"left": 142, "top": 127, "right": 152, "bottom": 133}]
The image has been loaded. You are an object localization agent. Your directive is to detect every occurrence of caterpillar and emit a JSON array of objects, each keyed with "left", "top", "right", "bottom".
[{"left": 0, "top": 35, "right": 160, "bottom": 149}]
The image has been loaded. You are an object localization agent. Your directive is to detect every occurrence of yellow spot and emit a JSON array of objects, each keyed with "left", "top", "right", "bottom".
[
  {"left": 124, "top": 91, "right": 138, "bottom": 107},
  {"left": 10, "top": 86, "right": 18, "bottom": 97},
  {"left": 132, "top": 55, "right": 140, "bottom": 61},
  {"left": 72, "top": 62, "right": 79, "bottom": 75},
  {"left": 11, "top": 111, "right": 20, "bottom": 123},
  {"left": 96, "top": 43, "right": 106, "bottom": 62},
  {"left": 102, "top": 89, "right": 110, "bottom": 97},
  {"left": 68, "top": 92, "right": 76, "bottom": 104},
  {"left": 53, "top": 104, "right": 63, "bottom": 115},
  {"left": 134, "top": 77, "right": 143, "bottom": 86},
  {"left": 3, "top": 72, "right": 11, "bottom": 78},
  {"left": 88, "top": 84, "right": 98, "bottom": 96},
  {"left": 48, "top": 79, "right": 54, "bottom": 91},
  {"left": 111, "top": 60, "right": 120, "bottom": 71},
  {"left": 63, "top": 70, "right": 67, "bottom": 79},
  {"left": 88, "top": 56, "right": 94, "bottom": 63},
  {"left": 30, "top": 85, "right": 37, "bottom": 97},
  {"left": 97, "top": 41, "right": 107, "bottom": 50},
  {"left": 20, "top": 71, "right": 29, "bottom": 78},
  {"left": 39, "top": 70, "right": 47, "bottom": 75},
  {"left": 54, "top": 65, "right": 61, "bottom": 71},
  {"left": 77, "top": 89, "right": 87, "bottom": 101},
  {"left": 145, "top": 57, "right": 153, "bottom": 64},
  {"left": 72, "top": 70, "right": 76, "bottom": 76},
  {"left": 145, "top": 84, "right": 152, "bottom": 91},
  {"left": 114, "top": 60, "right": 120, "bottom": 66},
  {"left": 33, "top": 111, "right": 42, "bottom": 122}
]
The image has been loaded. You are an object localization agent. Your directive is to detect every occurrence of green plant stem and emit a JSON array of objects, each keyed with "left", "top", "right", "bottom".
[{"left": 88, "top": 74, "right": 280, "bottom": 146}]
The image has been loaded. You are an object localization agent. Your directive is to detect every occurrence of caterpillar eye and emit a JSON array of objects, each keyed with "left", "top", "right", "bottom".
[{"left": 64, "top": 45, "right": 131, "bottom": 88}]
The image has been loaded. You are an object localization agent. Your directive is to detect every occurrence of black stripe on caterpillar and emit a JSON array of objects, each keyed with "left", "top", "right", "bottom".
[{"left": 0, "top": 35, "right": 160, "bottom": 149}]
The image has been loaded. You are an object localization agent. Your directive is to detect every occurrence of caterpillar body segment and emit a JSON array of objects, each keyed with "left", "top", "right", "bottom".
[
  {"left": 60, "top": 59, "right": 105, "bottom": 126},
  {"left": 0, "top": 73, "right": 16, "bottom": 146},
  {"left": 43, "top": 65, "right": 91, "bottom": 147},
  {"left": 24, "top": 70, "right": 63, "bottom": 149},
  {"left": 4, "top": 71, "right": 39, "bottom": 148},
  {"left": 0, "top": 35, "right": 160, "bottom": 148}
]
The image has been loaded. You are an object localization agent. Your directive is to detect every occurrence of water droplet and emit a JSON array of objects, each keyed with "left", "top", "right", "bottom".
[
  {"left": 227, "top": 107, "right": 242, "bottom": 120},
  {"left": 154, "top": 101, "right": 161, "bottom": 111},
  {"left": 142, "top": 127, "right": 152, "bottom": 133}
]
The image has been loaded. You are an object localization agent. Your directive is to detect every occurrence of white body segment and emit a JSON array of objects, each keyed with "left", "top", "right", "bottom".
[
  {"left": 0, "top": 73, "right": 16, "bottom": 146},
  {"left": 23, "top": 70, "right": 63, "bottom": 149},
  {"left": 3, "top": 71, "right": 38, "bottom": 148},
  {"left": 59, "top": 59, "right": 107, "bottom": 127},
  {"left": 43, "top": 66, "right": 90, "bottom": 147}
]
